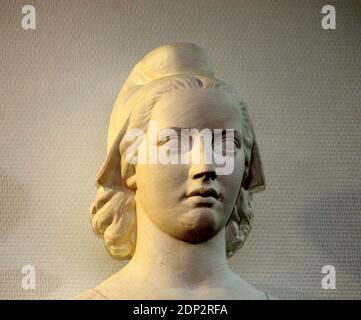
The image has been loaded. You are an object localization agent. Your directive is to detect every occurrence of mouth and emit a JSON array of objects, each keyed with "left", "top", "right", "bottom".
[{"left": 186, "top": 187, "right": 220, "bottom": 200}]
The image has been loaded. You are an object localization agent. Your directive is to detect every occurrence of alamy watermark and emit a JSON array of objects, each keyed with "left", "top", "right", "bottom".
[
  {"left": 21, "top": 4, "right": 336, "bottom": 32},
  {"left": 321, "top": 5, "right": 336, "bottom": 30},
  {"left": 21, "top": 265, "right": 36, "bottom": 290},
  {"left": 21, "top": 5, "right": 36, "bottom": 30},
  {"left": 124, "top": 121, "right": 242, "bottom": 176},
  {"left": 321, "top": 265, "right": 336, "bottom": 290}
]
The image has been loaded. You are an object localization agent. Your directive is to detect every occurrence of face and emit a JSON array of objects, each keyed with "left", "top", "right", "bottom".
[{"left": 133, "top": 89, "right": 245, "bottom": 243}]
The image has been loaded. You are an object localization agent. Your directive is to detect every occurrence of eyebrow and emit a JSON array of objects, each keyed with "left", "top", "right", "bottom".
[{"left": 163, "top": 127, "right": 241, "bottom": 140}]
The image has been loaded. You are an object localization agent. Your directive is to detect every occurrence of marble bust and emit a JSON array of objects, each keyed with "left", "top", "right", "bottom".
[{"left": 73, "top": 42, "right": 270, "bottom": 300}]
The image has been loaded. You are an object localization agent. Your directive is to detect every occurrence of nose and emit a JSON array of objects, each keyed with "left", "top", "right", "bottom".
[{"left": 188, "top": 135, "right": 217, "bottom": 181}]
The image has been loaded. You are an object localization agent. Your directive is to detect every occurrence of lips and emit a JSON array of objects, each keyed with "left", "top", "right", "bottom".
[{"left": 186, "top": 187, "right": 220, "bottom": 200}]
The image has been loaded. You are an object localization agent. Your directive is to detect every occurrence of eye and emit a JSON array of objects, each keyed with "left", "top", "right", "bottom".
[
  {"left": 158, "top": 133, "right": 192, "bottom": 154},
  {"left": 213, "top": 136, "right": 241, "bottom": 155},
  {"left": 158, "top": 135, "right": 181, "bottom": 152},
  {"left": 158, "top": 135, "right": 171, "bottom": 146},
  {"left": 158, "top": 135, "right": 178, "bottom": 149}
]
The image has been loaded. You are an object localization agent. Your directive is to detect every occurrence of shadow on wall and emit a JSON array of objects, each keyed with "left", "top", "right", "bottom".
[
  {"left": 0, "top": 173, "right": 63, "bottom": 299},
  {"left": 300, "top": 188, "right": 361, "bottom": 288},
  {"left": 0, "top": 174, "right": 30, "bottom": 242}
]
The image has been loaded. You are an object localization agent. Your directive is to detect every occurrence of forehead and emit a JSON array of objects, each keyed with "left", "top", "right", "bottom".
[{"left": 150, "top": 89, "right": 242, "bottom": 131}]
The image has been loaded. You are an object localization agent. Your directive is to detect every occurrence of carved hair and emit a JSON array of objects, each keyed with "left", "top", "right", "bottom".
[{"left": 90, "top": 74, "right": 264, "bottom": 259}]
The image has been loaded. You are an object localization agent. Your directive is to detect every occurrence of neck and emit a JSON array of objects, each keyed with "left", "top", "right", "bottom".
[{"left": 124, "top": 198, "right": 232, "bottom": 289}]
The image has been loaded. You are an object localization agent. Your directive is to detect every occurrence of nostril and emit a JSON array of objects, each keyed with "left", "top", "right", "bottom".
[
  {"left": 195, "top": 78, "right": 203, "bottom": 87},
  {"left": 193, "top": 171, "right": 217, "bottom": 181},
  {"left": 193, "top": 172, "right": 203, "bottom": 179},
  {"left": 207, "top": 172, "right": 217, "bottom": 181}
]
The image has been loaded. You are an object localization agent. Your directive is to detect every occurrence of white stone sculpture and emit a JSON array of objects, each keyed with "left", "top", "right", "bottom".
[{"left": 73, "top": 43, "right": 270, "bottom": 300}]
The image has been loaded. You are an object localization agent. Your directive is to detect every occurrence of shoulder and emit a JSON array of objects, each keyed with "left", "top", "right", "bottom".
[{"left": 70, "top": 288, "right": 109, "bottom": 300}]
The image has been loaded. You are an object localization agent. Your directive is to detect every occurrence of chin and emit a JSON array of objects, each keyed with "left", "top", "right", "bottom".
[{"left": 176, "top": 208, "right": 222, "bottom": 243}]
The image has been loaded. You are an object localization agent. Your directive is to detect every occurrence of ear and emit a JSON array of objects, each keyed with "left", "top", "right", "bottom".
[
  {"left": 95, "top": 124, "right": 135, "bottom": 191},
  {"left": 125, "top": 173, "right": 137, "bottom": 190},
  {"left": 242, "top": 139, "right": 266, "bottom": 193}
]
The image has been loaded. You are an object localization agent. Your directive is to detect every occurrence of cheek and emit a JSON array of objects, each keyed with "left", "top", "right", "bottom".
[
  {"left": 220, "top": 155, "right": 245, "bottom": 199},
  {"left": 220, "top": 174, "right": 242, "bottom": 202},
  {"left": 135, "top": 164, "right": 188, "bottom": 205}
]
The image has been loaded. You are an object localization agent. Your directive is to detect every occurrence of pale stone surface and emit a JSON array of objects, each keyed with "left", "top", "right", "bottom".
[{"left": 73, "top": 43, "right": 269, "bottom": 300}]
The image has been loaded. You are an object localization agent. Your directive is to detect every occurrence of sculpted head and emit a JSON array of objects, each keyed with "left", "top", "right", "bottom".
[{"left": 90, "top": 43, "right": 265, "bottom": 259}]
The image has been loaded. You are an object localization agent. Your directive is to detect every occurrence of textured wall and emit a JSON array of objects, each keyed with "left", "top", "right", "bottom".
[{"left": 0, "top": 0, "right": 360, "bottom": 299}]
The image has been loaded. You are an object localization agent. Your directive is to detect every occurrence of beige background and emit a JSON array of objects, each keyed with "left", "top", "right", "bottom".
[{"left": 1, "top": 0, "right": 360, "bottom": 299}]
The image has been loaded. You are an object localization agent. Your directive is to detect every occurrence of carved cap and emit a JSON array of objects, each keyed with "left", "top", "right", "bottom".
[{"left": 106, "top": 42, "right": 214, "bottom": 152}]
